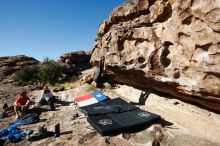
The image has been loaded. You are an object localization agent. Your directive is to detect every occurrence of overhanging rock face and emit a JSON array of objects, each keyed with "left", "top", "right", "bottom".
[{"left": 91, "top": 0, "right": 220, "bottom": 111}]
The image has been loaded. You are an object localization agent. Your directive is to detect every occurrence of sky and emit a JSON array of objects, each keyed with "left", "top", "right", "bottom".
[{"left": 0, "top": 0, "right": 125, "bottom": 61}]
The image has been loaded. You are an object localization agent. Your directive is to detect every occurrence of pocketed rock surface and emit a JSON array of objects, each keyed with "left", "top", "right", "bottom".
[
  {"left": 91, "top": 0, "right": 220, "bottom": 112},
  {"left": 0, "top": 83, "right": 220, "bottom": 146}
]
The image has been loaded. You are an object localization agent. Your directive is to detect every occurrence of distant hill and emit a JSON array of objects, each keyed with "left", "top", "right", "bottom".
[{"left": 0, "top": 55, "right": 40, "bottom": 80}]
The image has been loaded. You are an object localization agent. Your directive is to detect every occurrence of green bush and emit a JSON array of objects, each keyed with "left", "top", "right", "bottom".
[
  {"left": 14, "top": 59, "right": 72, "bottom": 85},
  {"left": 38, "top": 61, "right": 63, "bottom": 85},
  {"left": 14, "top": 66, "right": 39, "bottom": 83}
]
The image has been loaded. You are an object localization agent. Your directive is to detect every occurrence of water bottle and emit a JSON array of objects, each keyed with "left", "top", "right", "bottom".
[{"left": 54, "top": 123, "right": 60, "bottom": 137}]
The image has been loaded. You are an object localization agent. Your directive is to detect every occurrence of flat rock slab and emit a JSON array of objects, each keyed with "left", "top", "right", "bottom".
[
  {"left": 109, "top": 85, "right": 220, "bottom": 145},
  {"left": 1, "top": 83, "right": 220, "bottom": 146}
]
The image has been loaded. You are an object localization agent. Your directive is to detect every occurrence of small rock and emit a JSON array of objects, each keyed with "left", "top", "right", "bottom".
[
  {"left": 103, "top": 137, "right": 111, "bottom": 144},
  {"left": 152, "top": 139, "right": 160, "bottom": 146},
  {"left": 73, "top": 121, "right": 80, "bottom": 125},
  {"left": 53, "top": 86, "right": 65, "bottom": 92},
  {"left": 103, "top": 82, "right": 111, "bottom": 88},
  {"left": 122, "top": 133, "right": 132, "bottom": 140},
  {"left": 173, "top": 102, "right": 179, "bottom": 105},
  {"left": 71, "top": 112, "right": 79, "bottom": 120},
  {"left": 78, "top": 131, "right": 97, "bottom": 145}
]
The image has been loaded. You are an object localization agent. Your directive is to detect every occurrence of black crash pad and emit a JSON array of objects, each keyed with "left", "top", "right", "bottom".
[
  {"left": 87, "top": 108, "right": 160, "bottom": 135},
  {"left": 82, "top": 98, "right": 160, "bottom": 136},
  {"left": 80, "top": 98, "right": 138, "bottom": 115}
]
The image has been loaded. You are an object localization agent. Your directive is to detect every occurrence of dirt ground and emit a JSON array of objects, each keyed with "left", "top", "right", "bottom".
[{"left": 0, "top": 83, "right": 220, "bottom": 146}]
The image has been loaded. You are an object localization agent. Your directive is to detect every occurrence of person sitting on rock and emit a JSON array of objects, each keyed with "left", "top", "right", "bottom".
[
  {"left": 39, "top": 85, "right": 55, "bottom": 110},
  {"left": 14, "top": 91, "right": 31, "bottom": 119},
  {"left": 91, "top": 56, "right": 109, "bottom": 87}
]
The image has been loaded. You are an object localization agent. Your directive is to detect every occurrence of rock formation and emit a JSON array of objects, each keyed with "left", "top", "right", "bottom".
[
  {"left": 60, "top": 50, "right": 91, "bottom": 64},
  {"left": 0, "top": 55, "right": 40, "bottom": 79},
  {"left": 60, "top": 51, "right": 92, "bottom": 75},
  {"left": 91, "top": 0, "right": 220, "bottom": 111}
]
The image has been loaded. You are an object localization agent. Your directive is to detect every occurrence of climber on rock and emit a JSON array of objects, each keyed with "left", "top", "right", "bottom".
[{"left": 91, "top": 56, "right": 109, "bottom": 88}]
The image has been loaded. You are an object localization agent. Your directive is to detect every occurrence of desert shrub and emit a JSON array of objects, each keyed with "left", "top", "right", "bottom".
[
  {"left": 14, "top": 58, "right": 75, "bottom": 85},
  {"left": 42, "top": 57, "right": 50, "bottom": 64},
  {"left": 97, "top": 32, "right": 102, "bottom": 37},
  {"left": 14, "top": 66, "right": 39, "bottom": 83},
  {"left": 38, "top": 61, "right": 63, "bottom": 85}
]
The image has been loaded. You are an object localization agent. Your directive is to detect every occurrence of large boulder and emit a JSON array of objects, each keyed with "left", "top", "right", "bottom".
[
  {"left": 0, "top": 55, "right": 40, "bottom": 79},
  {"left": 60, "top": 50, "right": 91, "bottom": 64},
  {"left": 91, "top": 0, "right": 220, "bottom": 111}
]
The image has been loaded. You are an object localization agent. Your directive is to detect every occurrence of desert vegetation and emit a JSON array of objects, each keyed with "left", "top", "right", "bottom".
[{"left": 14, "top": 59, "right": 70, "bottom": 85}]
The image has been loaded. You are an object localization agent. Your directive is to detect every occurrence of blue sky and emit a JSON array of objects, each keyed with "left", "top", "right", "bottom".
[{"left": 0, "top": 0, "right": 125, "bottom": 61}]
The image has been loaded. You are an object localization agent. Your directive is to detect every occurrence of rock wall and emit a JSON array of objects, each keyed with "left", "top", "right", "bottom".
[
  {"left": 0, "top": 55, "right": 40, "bottom": 79},
  {"left": 91, "top": 0, "right": 220, "bottom": 111}
]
